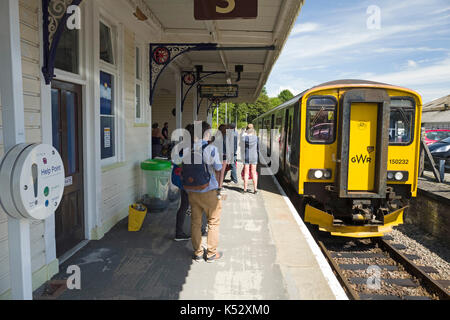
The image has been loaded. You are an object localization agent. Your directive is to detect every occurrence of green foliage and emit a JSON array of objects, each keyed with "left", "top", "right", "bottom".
[
  {"left": 211, "top": 87, "right": 295, "bottom": 129},
  {"left": 278, "top": 89, "right": 294, "bottom": 102}
]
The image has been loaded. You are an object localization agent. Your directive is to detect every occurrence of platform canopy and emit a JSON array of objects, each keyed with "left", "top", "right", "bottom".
[{"left": 130, "top": 0, "right": 304, "bottom": 103}]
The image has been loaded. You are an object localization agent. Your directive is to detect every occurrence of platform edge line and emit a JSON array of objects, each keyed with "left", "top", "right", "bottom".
[{"left": 269, "top": 174, "right": 349, "bottom": 300}]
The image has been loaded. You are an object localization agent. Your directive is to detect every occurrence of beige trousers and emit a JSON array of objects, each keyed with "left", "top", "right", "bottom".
[{"left": 188, "top": 190, "right": 222, "bottom": 258}]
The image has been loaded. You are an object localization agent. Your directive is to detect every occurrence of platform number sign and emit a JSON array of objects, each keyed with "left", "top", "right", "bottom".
[{"left": 194, "top": 0, "right": 258, "bottom": 20}]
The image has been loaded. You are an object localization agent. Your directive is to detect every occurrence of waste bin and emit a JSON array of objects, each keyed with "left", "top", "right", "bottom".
[{"left": 140, "top": 159, "right": 172, "bottom": 211}]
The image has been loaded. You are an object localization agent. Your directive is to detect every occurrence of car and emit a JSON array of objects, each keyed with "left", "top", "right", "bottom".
[
  {"left": 427, "top": 137, "right": 450, "bottom": 171},
  {"left": 424, "top": 129, "right": 450, "bottom": 145}
]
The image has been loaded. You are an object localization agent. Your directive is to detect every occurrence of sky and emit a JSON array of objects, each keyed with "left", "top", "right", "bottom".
[{"left": 265, "top": 0, "right": 450, "bottom": 103}]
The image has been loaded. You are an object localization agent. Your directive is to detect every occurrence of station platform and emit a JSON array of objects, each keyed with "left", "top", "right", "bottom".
[
  {"left": 36, "top": 164, "right": 346, "bottom": 300},
  {"left": 418, "top": 171, "right": 450, "bottom": 203}
]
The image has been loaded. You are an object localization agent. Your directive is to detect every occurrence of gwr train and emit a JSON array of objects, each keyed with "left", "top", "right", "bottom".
[{"left": 255, "top": 80, "right": 422, "bottom": 238}]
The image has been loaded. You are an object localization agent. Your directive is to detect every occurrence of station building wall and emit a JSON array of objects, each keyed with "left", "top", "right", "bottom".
[
  {"left": 0, "top": 0, "right": 174, "bottom": 299},
  {"left": 0, "top": 0, "right": 51, "bottom": 299}
]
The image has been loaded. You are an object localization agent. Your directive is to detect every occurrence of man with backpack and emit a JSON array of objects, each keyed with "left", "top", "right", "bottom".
[
  {"left": 182, "top": 121, "right": 223, "bottom": 263},
  {"left": 172, "top": 124, "right": 207, "bottom": 242}
]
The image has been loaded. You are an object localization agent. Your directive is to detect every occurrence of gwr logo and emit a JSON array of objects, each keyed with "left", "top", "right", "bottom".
[{"left": 351, "top": 154, "right": 372, "bottom": 164}]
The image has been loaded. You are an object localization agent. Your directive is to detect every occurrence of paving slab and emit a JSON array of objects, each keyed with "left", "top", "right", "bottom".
[{"left": 37, "top": 163, "right": 343, "bottom": 300}]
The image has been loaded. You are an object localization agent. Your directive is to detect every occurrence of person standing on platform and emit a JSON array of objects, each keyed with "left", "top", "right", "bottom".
[
  {"left": 162, "top": 122, "right": 169, "bottom": 141},
  {"left": 183, "top": 121, "right": 224, "bottom": 263},
  {"left": 152, "top": 123, "right": 165, "bottom": 158},
  {"left": 241, "top": 127, "right": 259, "bottom": 194},
  {"left": 225, "top": 123, "right": 239, "bottom": 185}
]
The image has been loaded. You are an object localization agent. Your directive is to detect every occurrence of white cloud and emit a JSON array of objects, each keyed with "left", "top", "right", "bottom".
[
  {"left": 407, "top": 60, "right": 418, "bottom": 68},
  {"left": 291, "top": 23, "right": 321, "bottom": 35}
]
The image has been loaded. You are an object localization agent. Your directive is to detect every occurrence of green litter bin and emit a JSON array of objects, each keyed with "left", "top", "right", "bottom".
[{"left": 140, "top": 159, "right": 172, "bottom": 211}]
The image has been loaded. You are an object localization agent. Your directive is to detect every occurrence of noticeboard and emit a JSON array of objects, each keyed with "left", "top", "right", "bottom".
[
  {"left": 194, "top": 0, "right": 258, "bottom": 20},
  {"left": 199, "top": 84, "right": 239, "bottom": 99}
]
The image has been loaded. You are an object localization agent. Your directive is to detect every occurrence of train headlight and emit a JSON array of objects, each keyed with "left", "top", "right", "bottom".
[
  {"left": 395, "top": 172, "right": 404, "bottom": 181},
  {"left": 314, "top": 170, "right": 324, "bottom": 179},
  {"left": 387, "top": 171, "right": 408, "bottom": 182},
  {"left": 309, "top": 169, "right": 332, "bottom": 180}
]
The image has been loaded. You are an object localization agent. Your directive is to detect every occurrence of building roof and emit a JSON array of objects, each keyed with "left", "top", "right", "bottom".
[
  {"left": 131, "top": 0, "right": 304, "bottom": 103},
  {"left": 422, "top": 94, "right": 450, "bottom": 124}
]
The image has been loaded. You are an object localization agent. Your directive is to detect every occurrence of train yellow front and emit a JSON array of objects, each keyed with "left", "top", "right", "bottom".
[{"left": 255, "top": 80, "right": 422, "bottom": 238}]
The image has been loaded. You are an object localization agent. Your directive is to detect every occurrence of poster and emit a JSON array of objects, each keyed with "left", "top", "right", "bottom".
[{"left": 104, "top": 127, "right": 111, "bottom": 148}]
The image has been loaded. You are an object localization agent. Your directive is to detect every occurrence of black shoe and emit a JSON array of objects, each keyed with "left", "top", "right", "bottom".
[
  {"left": 254, "top": 190, "right": 259, "bottom": 195},
  {"left": 175, "top": 233, "right": 191, "bottom": 241},
  {"left": 193, "top": 254, "right": 203, "bottom": 262},
  {"left": 240, "top": 189, "right": 246, "bottom": 194},
  {"left": 206, "top": 252, "right": 223, "bottom": 263}
]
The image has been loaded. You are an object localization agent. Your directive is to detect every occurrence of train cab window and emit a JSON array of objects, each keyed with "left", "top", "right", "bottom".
[
  {"left": 306, "top": 97, "right": 337, "bottom": 144},
  {"left": 389, "top": 99, "right": 415, "bottom": 145}
]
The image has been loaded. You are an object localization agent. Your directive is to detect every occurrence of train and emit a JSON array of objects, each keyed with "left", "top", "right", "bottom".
[{"left": 254, "top": 80, "right": 422, "bottom": 238}]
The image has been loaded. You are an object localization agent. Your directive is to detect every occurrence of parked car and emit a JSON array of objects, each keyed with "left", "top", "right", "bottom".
[
  {"left": 426, "top": 137, "right": 450, "bottom": 171},
  {"left": 424, "top": 129, "right": 450, "bottom": 145}
]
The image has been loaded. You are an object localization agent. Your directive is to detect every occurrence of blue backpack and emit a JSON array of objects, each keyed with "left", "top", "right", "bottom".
[
  {"left": 181, "top": 144, "right": 211, "bottom": 191},
  {"left": 171, "top": 164, "right": 183, "bottom": 189}
]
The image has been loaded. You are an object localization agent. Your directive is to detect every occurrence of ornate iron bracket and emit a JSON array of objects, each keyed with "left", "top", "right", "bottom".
[
  {"left": 150, "top": 43, "right": 218, "bottom": 105},
  {"left": 42, "top": 0, "right": 83, "bottom": 85},
  {"left": 181, "top": 70, "right": 226, "bottom": 113},
  {"left": 149, "top": 43, "right": 275, "bottom": 105}
]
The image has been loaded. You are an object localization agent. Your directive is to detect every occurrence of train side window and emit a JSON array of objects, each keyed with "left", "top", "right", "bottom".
[
  {"left": 389, "top": 99, "right": 415, "bottom": 145},
  {"left": 306, "top": 97, "right": 337, "bottom": 144}
]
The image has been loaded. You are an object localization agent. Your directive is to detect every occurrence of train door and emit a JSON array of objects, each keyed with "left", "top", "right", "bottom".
[
  {"left": 269, "top": 114, "right": 275, "bottom": 156},
  {"left": 285, "top": 108, "right": 294, "bottom": 175},
  {"left": 281, "top": 109, "right": 289, "bottom": 171},
  {"left": 347, "top": 103, "right": 378, "bottom": 191},
  {"left": 337, "top": 89, "right": 390, "bottom": 198}
]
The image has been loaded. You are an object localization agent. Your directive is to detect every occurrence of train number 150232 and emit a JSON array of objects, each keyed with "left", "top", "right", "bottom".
[{"left": 389, "top": 159, "right": 409, "bottom": 165}]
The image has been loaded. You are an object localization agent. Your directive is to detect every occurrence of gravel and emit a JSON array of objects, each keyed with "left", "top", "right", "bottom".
[{"left": 390, "top": 224, "right": 450, "bottom": 280}]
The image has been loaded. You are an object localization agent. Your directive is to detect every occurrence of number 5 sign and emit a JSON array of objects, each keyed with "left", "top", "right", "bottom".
[{"left": 194, "top": 0, "right": 258, "bottom": 20}]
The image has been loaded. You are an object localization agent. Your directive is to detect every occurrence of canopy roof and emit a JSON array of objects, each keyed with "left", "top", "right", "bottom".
[{"left": 132, "top": 0, "right": 304, "bottom": 103}]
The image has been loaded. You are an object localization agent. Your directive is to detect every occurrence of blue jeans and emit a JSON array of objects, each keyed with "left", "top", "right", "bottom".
[{"left": 230, "top": 157, "right": 238, "bottom": 183}]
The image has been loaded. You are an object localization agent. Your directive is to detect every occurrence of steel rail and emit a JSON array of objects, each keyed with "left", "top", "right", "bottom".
[
  {"left": 316, "top": 240, "right": 360, "bottom": 300},
  {"left": 374, "top": 238, "right": 450, "bottom": 300}
]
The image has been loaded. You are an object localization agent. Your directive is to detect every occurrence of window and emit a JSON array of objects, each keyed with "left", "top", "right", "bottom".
[
  {"left": 99, "top": 19, "right": 119, "bottom": 163},
  {"left": 389, "top": 99, "right": 415, "bottom": 145},
  {"left": 307, "top": 97, "right": 337, "bottom": 144},
  {"left": 135, "top": 45, "right": 144, "bottom": 123},
  {"left": 100, "top": 71, "right": 115, "bottom": 160},
  {"left": 54, "top": 25, "right": 79, "bottom": 74},
  {"left": 100, "top": 22, "right": 114, "bottom": 64}
]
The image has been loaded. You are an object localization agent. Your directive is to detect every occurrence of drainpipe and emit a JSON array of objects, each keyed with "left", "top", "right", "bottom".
[{"left": 0, "top": 0, "right": 32, "bottom": 300}]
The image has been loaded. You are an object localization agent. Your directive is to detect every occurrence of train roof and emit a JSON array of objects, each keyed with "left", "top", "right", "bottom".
[{"left": 256, "top": 79, "right": 419, "bottom": 120}]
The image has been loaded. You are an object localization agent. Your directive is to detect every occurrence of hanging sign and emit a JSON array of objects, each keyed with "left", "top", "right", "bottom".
[
  {"left": 199, "top": 84, "right": 239, "bottom": 98},
  {"left": 194, "top": 0, "right": 258, "bottom": 20}
]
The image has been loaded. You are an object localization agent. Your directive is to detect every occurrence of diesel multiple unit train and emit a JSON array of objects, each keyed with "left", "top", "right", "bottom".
[{"left": 255, "top": 80, "right": 422, "bottom": 238}]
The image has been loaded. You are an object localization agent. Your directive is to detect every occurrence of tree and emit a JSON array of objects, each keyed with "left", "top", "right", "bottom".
[{"left": 278, "top": 89, "right": 294, "bottom": 103}]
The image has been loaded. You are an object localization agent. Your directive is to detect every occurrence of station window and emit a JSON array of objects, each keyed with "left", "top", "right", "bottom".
[
  {"left": 99, "top": 19, "right": 119, "bottom": 164},
  {"left": 54, "top": 24, "right": 79, "bottom": 74},
  {"left": 100, "top": 22, "right": 115, "bottom": 65},
  {"left": 135, "top": 45, "right": 145, "bottom": 123},
  {"left": 100, "top": 71, "right": 116, "bottom": 160},
  {"left": 389, "top": 99, "right": 415, "bottom": 145},
  {"left": 306, "top": 97, "right": 337, "bottom": 144}
]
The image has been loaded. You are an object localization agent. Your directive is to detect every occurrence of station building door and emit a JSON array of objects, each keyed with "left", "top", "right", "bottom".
[{"left": 51, "top": 80, "right": 85, "bottom": 257}]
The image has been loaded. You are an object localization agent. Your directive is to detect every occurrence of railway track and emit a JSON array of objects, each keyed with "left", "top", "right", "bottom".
[
  {"left": 317, "top": 235, "right": 450, "bottom": 300},
  {"left": 275, "top": 174, "right": 450, "bottom": 300}
]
